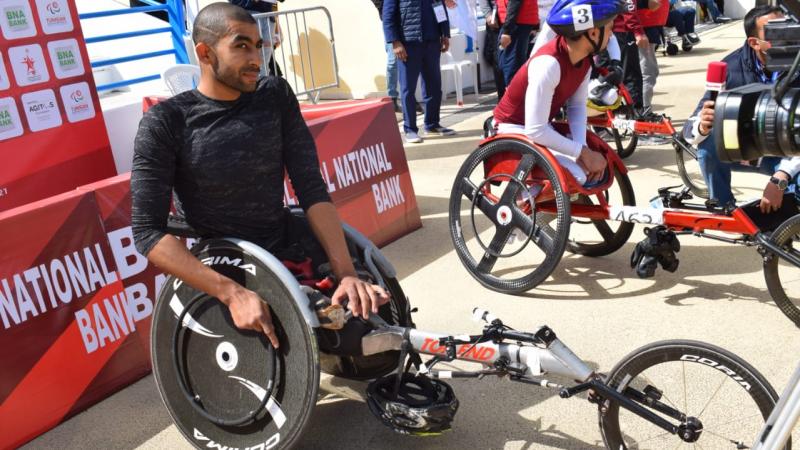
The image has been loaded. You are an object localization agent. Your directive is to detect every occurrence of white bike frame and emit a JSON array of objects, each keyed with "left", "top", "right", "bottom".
[{"left": 752, "top": 360, "right": 800, "bottom": 449}]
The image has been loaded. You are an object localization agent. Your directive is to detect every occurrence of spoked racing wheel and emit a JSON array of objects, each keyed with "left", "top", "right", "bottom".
[
  {"left": 567, "top": 133, "right": 636, "bottom": 257},
  {"left": 449, "top": 137, "right": 571, "bottom": 294},
  {"left": 152, "top": 239, "right": 319, "bottom": 450}
]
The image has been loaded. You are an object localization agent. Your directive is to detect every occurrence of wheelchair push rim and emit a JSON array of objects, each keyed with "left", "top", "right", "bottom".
[{"left": 448, "top": 137, "right": 571, "bottom": 294}]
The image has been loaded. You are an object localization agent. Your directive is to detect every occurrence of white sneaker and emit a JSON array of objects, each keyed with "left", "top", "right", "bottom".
[{"left": 405, "top": 130, "right": 423, "bottom": 143}]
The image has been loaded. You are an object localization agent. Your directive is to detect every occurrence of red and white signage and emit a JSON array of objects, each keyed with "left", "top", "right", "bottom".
[{"left": 0, "top": 0, "right": 116, "bottom": 213}]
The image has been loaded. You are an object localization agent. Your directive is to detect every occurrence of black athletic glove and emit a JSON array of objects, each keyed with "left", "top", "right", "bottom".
[{"left": 600, "top": 60, "right": 623, "bottom": 87}]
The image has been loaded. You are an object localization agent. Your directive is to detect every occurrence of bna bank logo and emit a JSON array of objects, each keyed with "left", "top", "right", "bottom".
[
  {"left": 70, "top": 89, "right": 84, "bottom": 103},
  {"left": 46, "top": 2, "right": 61, "bottom": 15}
]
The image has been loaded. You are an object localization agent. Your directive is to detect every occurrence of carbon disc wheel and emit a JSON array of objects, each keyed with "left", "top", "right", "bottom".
[
  {"left": 152, "top": 240, "right": 319, "bottom": 450},
  {"left": 764, "top": 214, "right": 800, "bottom": 328},
  {"left": 448, "top": 138, "right": 570, "bottom": 294}
]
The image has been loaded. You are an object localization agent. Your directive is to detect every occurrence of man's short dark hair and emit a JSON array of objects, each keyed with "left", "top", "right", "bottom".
[
  {"left": 744, "top": 5, "right": 783, "bottom": 38},
  {"left": 192, "top": 3, "right": 256, "bottom": 47}
]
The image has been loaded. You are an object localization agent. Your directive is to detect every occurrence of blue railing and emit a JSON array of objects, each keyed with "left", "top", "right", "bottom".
[{"left": 79, "top": 0, "right": 188, "bottom": 91}]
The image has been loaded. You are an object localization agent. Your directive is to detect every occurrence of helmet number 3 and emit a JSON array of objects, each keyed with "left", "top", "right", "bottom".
[{"left": 572, "top": 5, "right": 594, "bottom": 31}]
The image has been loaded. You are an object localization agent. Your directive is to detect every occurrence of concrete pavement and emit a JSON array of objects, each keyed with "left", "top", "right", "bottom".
[{"left": 23, "top": 22, "right": 800, "bottom": 450}]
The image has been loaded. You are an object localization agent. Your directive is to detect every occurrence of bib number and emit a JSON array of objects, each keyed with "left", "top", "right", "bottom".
[
  {"left": 433, "top": 1, "right": 448, "bottom": 23},
  {"left": 572, "top": 5, "right": 594, "bottom": 31}
]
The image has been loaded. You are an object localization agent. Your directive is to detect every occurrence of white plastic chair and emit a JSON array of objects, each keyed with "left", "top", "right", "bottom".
[
  {"left": 162, "top": 64, "right": 201, "bottom": 95},
  {"left": 440, "top": 51, "right": 479, "bottom": 107}
]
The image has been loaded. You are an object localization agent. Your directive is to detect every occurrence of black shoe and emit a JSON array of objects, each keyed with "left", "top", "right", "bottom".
[
  {"left": 392, "top": 97, "right": 400, "bottom": 113},
  {"left": 714, "top": 16, "right": 732, "bottom": 23},
  {"left": 687, "top": 33, "right": 701, "bottom": 44}
]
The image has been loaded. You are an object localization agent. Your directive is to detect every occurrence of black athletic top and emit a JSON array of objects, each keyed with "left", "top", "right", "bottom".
[{"left": 131, "top": 76, "right": 331, "bottom": 256}]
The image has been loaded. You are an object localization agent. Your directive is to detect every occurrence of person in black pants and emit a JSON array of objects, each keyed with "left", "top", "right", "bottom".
[{"left": 480, "top": 0, "right": 506, "bottom": 100}]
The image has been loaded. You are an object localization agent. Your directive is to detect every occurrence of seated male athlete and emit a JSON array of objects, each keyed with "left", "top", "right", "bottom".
[
  {"left": 131, "top": 3, "right": 389, "bottom": 348},
  {"left": 493, "top": 0, "right": 626, "bottom": 186}
]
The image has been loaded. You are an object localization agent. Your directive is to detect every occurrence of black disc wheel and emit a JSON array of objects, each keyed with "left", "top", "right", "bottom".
[
  {"left": 448, "top": 138, "right": 570, "bottom": 294},
  {"left": 567, "top": 168, "right": 636, "bottom": 257},
  {"left": 611, "top": 98, "right": 639, "bottom": 159},
  {"left": 152, "top": 240, "right": 319, "bottom": 450},
  {"left": 600, "top": 340, "right": 785, "bottom": 450},
  {"left": 674, "top": 136, "right": 709, "bottom": 198},
  {"left": 764, "top": 214, "right": 800, "bottom": 328}
]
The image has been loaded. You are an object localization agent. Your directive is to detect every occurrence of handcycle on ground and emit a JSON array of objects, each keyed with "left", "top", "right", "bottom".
[
  {"left": 151, "top": 210, "right": 794, "bottom": 449},
  {"left": 452, "top": 123, "right": 800, "bottom": 327}
]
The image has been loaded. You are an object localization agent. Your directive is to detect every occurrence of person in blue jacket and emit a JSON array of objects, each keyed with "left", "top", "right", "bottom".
[
  {"left": 684, "top": 5, "right": 800, "bottom": 213},
  {"left": 383, "top": 0, "right": 457, "bottom": 143}
]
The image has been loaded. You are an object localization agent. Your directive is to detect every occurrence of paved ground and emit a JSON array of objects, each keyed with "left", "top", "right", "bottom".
[{"left": 24, "top": 23, "right": 800, "bottom": 450}]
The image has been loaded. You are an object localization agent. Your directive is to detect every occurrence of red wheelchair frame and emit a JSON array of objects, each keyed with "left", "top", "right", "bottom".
[{"left": 449, "top": 124, "right": 800, "bottom": 327}]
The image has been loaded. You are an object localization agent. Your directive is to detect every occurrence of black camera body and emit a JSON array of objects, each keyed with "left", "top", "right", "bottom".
[{"left": 714, "top": 0, "right": 800, "bottom": 162}]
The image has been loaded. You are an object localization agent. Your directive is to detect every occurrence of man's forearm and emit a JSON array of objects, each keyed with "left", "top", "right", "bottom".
[
  {"left": 305, "top": 202, "right": 357, "bottom": 279},
  {"left": 146, "top": 234, "right": 241, "bottom": 305}
]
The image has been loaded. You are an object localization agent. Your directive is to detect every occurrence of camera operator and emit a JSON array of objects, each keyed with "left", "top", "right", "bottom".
[{"left": 684, "top": 5, "right": 800, "bottom": 213}]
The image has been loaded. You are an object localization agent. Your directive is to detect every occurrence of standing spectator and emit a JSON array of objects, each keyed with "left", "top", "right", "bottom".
[
  {"left": 480, "top": 0, "right": 506, "bottom": 99},
  {"left": 372, "top": 0, "right": 400, "bottom": 112},
  {"left": 637, "top": 0, "right": 668, "bottom": 118},
  {"left": 228, "top": 0, "right": 283, "bottom": 77},
  {"left": 667, "top": 0, "right": 701, "bottom": 46},
  {"left": 496, "top": 0, "right": 540, "bottom": 87},
  {"left": 383, "top": 0, "right": 456, "bottom": 143},
  {"left": 611, "top": 0, "right": 647, "bottom": 115}
]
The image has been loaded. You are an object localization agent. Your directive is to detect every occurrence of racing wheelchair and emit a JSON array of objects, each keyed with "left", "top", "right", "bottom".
[
  {"left": 451, "top": 124, "right": 800, "bottom": 327},
  {"left": 150, "top": 210, "right": 789, "bottom": 449}
]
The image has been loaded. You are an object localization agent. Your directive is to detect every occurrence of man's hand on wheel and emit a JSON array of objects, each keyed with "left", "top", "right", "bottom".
[
  {"left": 331, "top": 275, "right": 390, "bottom": 319},
  {"left": 578, "top": 146, "right": 607, "bottom": 183},
  {"left": 225, "top": 286, "right": 280, "bottom": 348}
]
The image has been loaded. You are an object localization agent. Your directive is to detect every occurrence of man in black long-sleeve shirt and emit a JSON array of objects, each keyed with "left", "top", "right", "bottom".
[{"left": 131, "top": 3, "right": 388, "bottom": 347}]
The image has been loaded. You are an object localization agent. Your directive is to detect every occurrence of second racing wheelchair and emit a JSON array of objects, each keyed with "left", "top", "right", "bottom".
[
  {"left": 450, "top": 123, "right": 800, "bottom": 327},
  {"left": 150, "top": 210, "right": 789, "bottom": 449}
]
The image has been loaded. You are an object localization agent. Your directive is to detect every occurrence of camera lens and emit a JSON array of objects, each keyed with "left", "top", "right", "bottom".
[
  {"left": 715, "top": 85, "right": 800, "bottom": 162},
  {"left": 755, "top": 87, "right": 800, "bottom": 158}
]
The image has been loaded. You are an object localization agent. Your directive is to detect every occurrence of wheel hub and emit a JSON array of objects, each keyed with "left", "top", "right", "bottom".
[{"left": 677, "top": 417, "right": 703, "bottom": 443}]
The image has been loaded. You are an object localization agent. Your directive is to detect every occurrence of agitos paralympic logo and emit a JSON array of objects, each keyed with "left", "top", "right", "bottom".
[
  {"left": 46, "top": 1, "right": 61, "bottom": 15},
  {"left": 70, "top": 89, "right": 84, "bottom": 103}
]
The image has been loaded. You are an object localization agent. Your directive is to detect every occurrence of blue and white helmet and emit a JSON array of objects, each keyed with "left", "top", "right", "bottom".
[{"left": 547, "top": 0, "right": 626, "bottom": 38}]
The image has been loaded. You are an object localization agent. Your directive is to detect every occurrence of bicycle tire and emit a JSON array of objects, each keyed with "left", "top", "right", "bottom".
[
  {"left": 599, "top": 339, "right": 786, "bottom": 450},
  {"left": 448, "top": 139, "right": 570, "bottom": 294},
  {"left": 674, "top": 138, "right": 709, "bottom": 199},
  {"left": 763, "top": 214, "right": 800, "bottom": 328},
  {"left": 613, "top": 99, "right": 639, "bottom": 159},
  {"left": 567, "top": 168, "right": 636, "bottom": 257}
]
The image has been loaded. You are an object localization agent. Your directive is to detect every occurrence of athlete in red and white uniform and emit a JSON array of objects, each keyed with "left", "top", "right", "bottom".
[{"left": 493, "top": 0, "right": 626, "bottom": 185}]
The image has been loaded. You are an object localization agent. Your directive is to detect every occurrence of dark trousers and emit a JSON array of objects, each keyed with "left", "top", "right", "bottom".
[
  {"left": 398, "top": 40, "right": 442, "bottom": 133},
  {"left": 497, "top": 24, "right": 534, "bottom": 87},
  {"left": 483, "top": 26, "right": 506, "bottom": 100},
  {"left": 667, "top": 8, "right": 696, "bottom": 35},
  {"left": 615, "top": 31, "right": 644, "bottom": 109}
]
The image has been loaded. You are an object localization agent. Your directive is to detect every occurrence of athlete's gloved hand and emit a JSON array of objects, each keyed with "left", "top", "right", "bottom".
[
  {"left": 331, "top": 275, "right": 390, "bottom": 319},
  {"left": 599, "top": 60, "right": 623, "bottom": 87}
]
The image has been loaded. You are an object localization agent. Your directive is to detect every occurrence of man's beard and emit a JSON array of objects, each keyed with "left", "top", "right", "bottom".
[{"left": 211, "top": 55, "right": 259, "bottom": 93}]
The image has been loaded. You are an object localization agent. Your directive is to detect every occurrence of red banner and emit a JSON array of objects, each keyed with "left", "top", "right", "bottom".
[
  {"left": 0, "top": 0, "right": 116, "bottom": 213},
  {"left": 287, "top": 99, "right": 422, "bottom": 246}
]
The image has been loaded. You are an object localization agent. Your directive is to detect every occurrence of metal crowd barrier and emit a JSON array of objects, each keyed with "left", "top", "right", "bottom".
[
  {"left": 79, "top": 0, "right": 188, "bottom": 92},
  {"left": 254, "top": 7, "right": 340, "bottom": 103}
]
